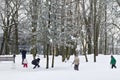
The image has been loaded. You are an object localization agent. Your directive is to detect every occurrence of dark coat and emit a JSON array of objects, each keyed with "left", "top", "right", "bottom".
[
  {"left": 21, "top": 49, "right": 27, "bottom": 59},
  {"left": 32, "top": 58, "right": 40, "bottom": 65}
]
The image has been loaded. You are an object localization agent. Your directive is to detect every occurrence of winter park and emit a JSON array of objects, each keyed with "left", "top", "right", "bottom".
[{"left": 0, "top": 0, "right": 120, "bottom": 80}]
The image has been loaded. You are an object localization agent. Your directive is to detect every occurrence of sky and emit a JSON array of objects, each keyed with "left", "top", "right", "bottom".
[{"left": 0, "top": 54, "right": 120, "bottom": 80}]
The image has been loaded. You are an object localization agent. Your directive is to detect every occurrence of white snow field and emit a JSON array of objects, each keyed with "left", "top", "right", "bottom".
[{"left": 0, "top": 54, "right": 120, "bottom": 80}]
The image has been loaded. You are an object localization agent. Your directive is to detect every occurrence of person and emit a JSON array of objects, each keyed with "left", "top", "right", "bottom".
[
  {"left": 23, "top": 58, "right": 28, "bottom": 68},
  {"left": 110, "top": 55, "right": 117, "bottom": 69},
  {"left": 20, "top": 48, "right": 27, "bottom": 64},
  {"left": 13, "top": 54, "right": 16, "bottom": 63},
  {"left": 31, "top": 58, "right": 40, "bottom": 69},
  {"left": 72, "top": 55, "right": 80, "bottom": 71}
]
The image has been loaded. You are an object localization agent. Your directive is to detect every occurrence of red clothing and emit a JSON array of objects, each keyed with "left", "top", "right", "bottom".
[
  {"left": 23, "top": 63, "right": 28, "bottom": 68},
  {"left": 23, "top": 59, "right": 28, "bottom": 68}
]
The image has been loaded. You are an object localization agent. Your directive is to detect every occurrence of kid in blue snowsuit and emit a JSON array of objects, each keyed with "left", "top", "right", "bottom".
[{"left": 31, "top": 58, "right": 40, "bottom": 69}]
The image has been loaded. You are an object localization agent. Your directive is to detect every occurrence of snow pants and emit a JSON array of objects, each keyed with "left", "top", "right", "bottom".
[
  {"left": 111, "top": 64, "right": 116, "bottom": 69},
  {"left": 74, "top": 64, "right": 79, "bottom": 70}
]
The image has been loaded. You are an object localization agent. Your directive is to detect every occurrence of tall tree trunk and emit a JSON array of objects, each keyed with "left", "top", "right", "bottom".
[
  {"left": 14, "top": 0, "right": 19, "bottom": 55},
  {"left": 82, "top": 0, "right": 92, "bottom": 55},
  {"left": 51, "top": 45, "right": 55, "bottom": 68},
  {"left": 31, "top": 0, "right": 38, "bottom": 59},
  {"left": 46, "top": 44, "right": 49, "bottom": 69},
  {"left": 112, "top": 36, "right": 114, "bottom": 54},
  {"left": 4, "top": 29, "right": 9, "bottom": 55},
  {"left": 83, "top": 42, "right": 88, "bottom": 62},
  {"left": 46, "top": 0, "right": 52, "bottom": 69},
  {"left": 93, "top": 0, "right": 97, "bottom": 62},
  {"left": 93, "top": 0, "right": 102, "bottom": 61},
  {"left": 61, "top": 46, "right": 65, "bottom": 62},
  {"left": 104, "top": 3, "right": 107, "bottom": 55}
]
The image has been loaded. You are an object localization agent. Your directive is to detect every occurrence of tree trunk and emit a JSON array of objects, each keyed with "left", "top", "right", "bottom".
[
  {"left": 51, "top": 45, "right": 55, "bottom": 68},
  {"left": 82, "top": 0, "right": 92, "bottom": 55},
  {"left": 104, "top": 4, "right": 107, "bottom": 55},
  {"left": 46, "top": 44, "right": 49, "bottom": 69},
  {"left": 14, "top": 0, "right": 19, "bottom": 55},
  {"left": 93, "top": 0, "right": 98, "bottom": 62},
  {"left": 31, "top": 0, "right": 38, "bottom": 59},
  {"left": 61, "top": 46, "right": 65, "bottom": 62}
]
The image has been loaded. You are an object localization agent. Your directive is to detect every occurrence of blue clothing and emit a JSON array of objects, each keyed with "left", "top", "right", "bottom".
[
  {"left": 20, "top": 49, "right": 27, "bottom": 64},
  {"left": 31, "top": 58, "right": 40, "bottom": 69},
  {"left": 21, "top": 49, "right": 27, "bottom": 59}
]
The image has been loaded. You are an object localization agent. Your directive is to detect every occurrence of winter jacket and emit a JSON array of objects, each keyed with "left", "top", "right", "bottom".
[
  {"left": 32, "top": 58, "right": 40, "bottom": 65},
  {"left": 73, "top": 56, "right": 79, "bottom": 65},
  {"left": 23, "top": 59, "right": 28, "bottom": 64},
  {"left": 110, "top": 56, "right": 116, "bottom": 65},
  {"left": 21, "top": 49, "right": 27, "bottom": 59}
]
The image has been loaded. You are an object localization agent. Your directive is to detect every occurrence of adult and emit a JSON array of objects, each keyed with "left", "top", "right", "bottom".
[{"left": 20, "top": 48, "right": 27, "bottom": 64}]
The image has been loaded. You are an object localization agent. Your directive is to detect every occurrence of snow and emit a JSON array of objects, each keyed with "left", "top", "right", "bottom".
[{"left": 0, "top": 54, "right": 120, "bottom": 80}]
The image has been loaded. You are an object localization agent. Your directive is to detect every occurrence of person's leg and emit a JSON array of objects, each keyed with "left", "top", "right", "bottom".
[
  {"left": 26, "top": 64, "right": 28, "bottom": 68},
  {"left": 22, "top": 58, "right": 24, "bottom": 65},
  {"left": 76, "top": 65, "right": 79, "bottom": 70},
  {"left": 37, "top": 64, "right": 40, "bottom": 67},
  {"left": 25, "top": 64, "right": 28, "bottom": 68},
  {"left": 111, "top": 65, "right": 114, "bottom": 69},
  {"left": 33, "top": 64, "right": 37, "bottom": 69},
  {"left": 74, "top": 65, "right": 77, "bottom": 70},
  {"left": 23, "top": 64, "right": 25, "bottom": 67},
  {"left": 113, "top": 64, "right": 117, "bottom": 68}
]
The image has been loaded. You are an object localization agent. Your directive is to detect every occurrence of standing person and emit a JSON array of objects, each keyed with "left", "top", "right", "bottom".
[
  {"left": 72, "top": 55, "right": 80, "bottom": 71},
  {"left": 110, "top": 55, "right": 117, "bottom": 69},
  {"left": 23, "top": 58, "right": 28, "bottom": 68},
  {"left": 20, "top": 48, "right": 27, "bottom": 64},
  {"left": 31, "top": 58, "right": 40, "bottom": 69}
]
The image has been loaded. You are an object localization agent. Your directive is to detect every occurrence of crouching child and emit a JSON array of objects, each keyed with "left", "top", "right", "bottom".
[{"left": 31, "top": 58, "right": 40, "bottom": 69}]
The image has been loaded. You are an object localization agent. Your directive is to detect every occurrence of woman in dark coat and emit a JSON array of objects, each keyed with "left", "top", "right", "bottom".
[{"left": 20, "top": 48, "right": 27, "bottom": 64}]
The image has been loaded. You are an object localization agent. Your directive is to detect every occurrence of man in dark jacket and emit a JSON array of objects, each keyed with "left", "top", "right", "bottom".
[
  {"left": 32, "top": 58, "right": 40, "bottom": 69},
  {"left": 110, "top": 55, "right": 117, "bottom": 69}
]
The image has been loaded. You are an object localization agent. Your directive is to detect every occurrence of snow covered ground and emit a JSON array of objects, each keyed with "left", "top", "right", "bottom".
[{"left": 0, "top": 54, "right": 120, "bottom": 80}]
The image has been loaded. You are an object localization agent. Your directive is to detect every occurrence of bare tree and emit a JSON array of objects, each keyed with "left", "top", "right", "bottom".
[
  {"left": 0, "top": 0, "right": 21, "bottom": 55},
  {"left": 31, "top": 0, "right": 38, "bottom": 59}
]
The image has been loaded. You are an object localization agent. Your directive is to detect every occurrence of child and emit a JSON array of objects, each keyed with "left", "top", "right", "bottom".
[
  {"left": 72, "top": 55, "right": 80, "bottom": 71},
  {"left": 31, "top": 58, "right": 40, "bottom": 69},
  {"left": 110, "top": 55, "right": 117, "bottom": 69},
  {"left": 23, "top": 58, "right": 28, "bottom": 68}
]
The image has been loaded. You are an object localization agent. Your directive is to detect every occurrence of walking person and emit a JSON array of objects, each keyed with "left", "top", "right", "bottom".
[
  {"left": 31, "top": 58, "right": 40, "bottom": 69},
  {"left": 23, "top": 58, "right": 28, "bottom": 68},
  {"left": 20, "top": 48, "right": 27, "bottom": 65},
  {"left": 110, "top": 55, "right": 117, "bottom": 69},
  {"left": 72, "top": 55, "right": 80, "bottom": 71}
]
